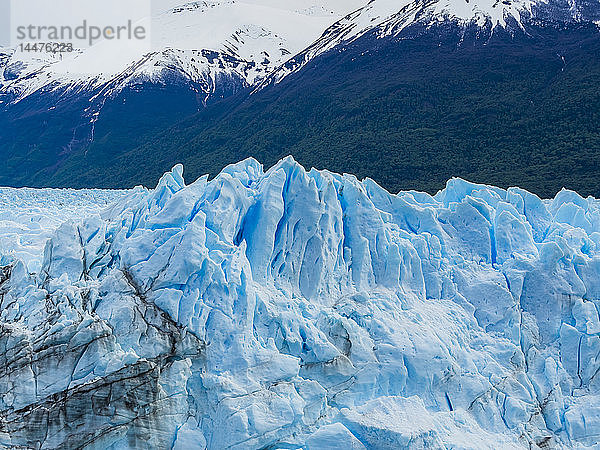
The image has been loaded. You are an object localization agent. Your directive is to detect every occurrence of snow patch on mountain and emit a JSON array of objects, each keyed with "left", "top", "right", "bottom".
[
  {"left": 4, "top": 0, "right": 584, "bottom": 104},
  {"left": 264, "top": 0, "right": 596, "bottom": 85},
  {"left": 0, "top": 0, "right": 367, "bottom": 104},
  {"left": 1, "top": 158, "right": 600, "bottom": 448},
  {"left": 1, "top": 0, "right": 597, "bottom": 113}
]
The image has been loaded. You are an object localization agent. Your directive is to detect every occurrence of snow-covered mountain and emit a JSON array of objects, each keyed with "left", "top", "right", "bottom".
[
  {"left": 1, "top": 158, "right": 600, "bottom": 448},
  {"left": 2, "top": 0, "right": 598, "bottom": 104},
  {"left": 265, "top": 0, "right": 600, "bottom": 84},
  {"left": 1, "top": 0, "right": 599, "bottom": 190},
  {"left": 0, "top": 0, "right": 367, "bottom": 104},
  {"left": 0, "top": 0, "right": 372, "bottom": 189}
]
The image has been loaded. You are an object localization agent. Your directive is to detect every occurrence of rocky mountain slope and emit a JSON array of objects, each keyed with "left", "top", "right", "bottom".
[
  {"left": 2, "top": 0, "right": 600, "bottom": 192},
  {"left": 0, "top": 0, "right": 367, "bottom": 187},
  {"left": 0, "top": 0, "right": 367, "bottom": 103},
  {"left": 100, "top": 19, "right": 600, "bottom": 198}
]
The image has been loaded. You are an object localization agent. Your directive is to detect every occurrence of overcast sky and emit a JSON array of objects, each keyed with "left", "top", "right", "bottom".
[
  {"left": 0, "top": 0, "right": 9, "bottom": 47},
  {"left": 3, "top": 0, "right": 152, "bottom": 48}
]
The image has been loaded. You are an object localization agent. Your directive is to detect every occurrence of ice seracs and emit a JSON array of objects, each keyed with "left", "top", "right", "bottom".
[
  {"left": 1, "top": 157, "right": 600, "bottom": 448},
  {"left": 0, "top": 187, "right": 127, "bottom": 273}
]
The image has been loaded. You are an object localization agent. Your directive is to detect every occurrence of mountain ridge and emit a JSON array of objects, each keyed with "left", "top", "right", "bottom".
[
  {"left": 1, "top": 0, "right": 600, "bottom": 195},
  {"left": 74, "top": 19, "right": 600, "bottom": 198}
]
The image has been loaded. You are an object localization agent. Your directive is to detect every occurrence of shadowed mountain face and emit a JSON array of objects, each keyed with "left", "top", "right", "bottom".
[
  {"left": 1, "top": 11, "right": 600, "bottom": 197},
  {"left": 0, "top": 0, "right": 370, "bottom": 188},
  {"left": 0, "top": 70, "right": 247, "bottom": 187},
  {"left": 92, "top": 22, "right": 600, "bottom": 198}
]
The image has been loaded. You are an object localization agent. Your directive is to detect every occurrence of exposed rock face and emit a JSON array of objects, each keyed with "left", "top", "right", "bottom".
[{"left": 1, "top": 158, "right": 600, "bottom": 448}]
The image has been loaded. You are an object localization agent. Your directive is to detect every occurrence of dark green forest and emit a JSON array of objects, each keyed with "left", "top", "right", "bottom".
[{"left": 4, "top": 22, "right": 600, "bottom": 198}]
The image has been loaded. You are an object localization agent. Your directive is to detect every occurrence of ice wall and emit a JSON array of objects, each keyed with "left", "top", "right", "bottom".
[{"left": 1, "top": 158, "right": 599, "bottom": 449}]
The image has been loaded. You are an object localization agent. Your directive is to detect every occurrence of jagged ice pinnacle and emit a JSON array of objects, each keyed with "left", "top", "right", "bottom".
[{"left": 0, "top": 157, "right": 600, "bottom": 448}]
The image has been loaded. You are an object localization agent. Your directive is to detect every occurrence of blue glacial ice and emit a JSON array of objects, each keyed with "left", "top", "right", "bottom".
[{"left": 1, "top": 157, "right": 600, "bottom": 448}]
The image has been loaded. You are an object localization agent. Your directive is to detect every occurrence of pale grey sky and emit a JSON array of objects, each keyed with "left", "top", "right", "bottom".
[
  {"left": 0, "top": 0, "right": 9, "bottom": 47},
  {"left": 6, "top": 0, "right": 152, "bottom": 49}
]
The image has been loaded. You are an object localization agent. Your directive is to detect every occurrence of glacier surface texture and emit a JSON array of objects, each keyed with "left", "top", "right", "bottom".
[{"left": 1, "top": 158, "right": 600, "bottom": 449}]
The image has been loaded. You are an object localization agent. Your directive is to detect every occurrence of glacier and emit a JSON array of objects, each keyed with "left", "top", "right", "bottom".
[{"left": 1, "top": 157, "right": 600, "bottom": 449}]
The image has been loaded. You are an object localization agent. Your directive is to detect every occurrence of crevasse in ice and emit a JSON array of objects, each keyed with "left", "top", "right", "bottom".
[{"left": 1, "top": 157, "right": 600, "bottom": 449}]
